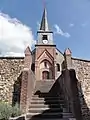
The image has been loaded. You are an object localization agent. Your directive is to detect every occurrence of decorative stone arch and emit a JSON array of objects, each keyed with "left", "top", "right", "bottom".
[
  {"left": 39, "top": 59, "right": 53, "bottom": 80},
  {"left": 38, "top": 55, "right": 53, "bottom": 65}
]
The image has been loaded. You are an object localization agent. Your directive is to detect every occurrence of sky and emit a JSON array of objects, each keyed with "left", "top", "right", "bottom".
[{"left": 0, "top": 0, "right": 90, "bottom": 59}]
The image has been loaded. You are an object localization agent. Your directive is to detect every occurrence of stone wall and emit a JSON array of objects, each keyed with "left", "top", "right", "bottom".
[
  {"left": 72, "top": 58, "right": 90, "bottom": 119},
  {"left": 56, "top": 48, "right": 64, "bottom": 77},
  {"left": 60, "top": 69, "right": 82, "bottom": 120},
  {"left": 0, "top": 57, "right": 24, "bottom": 104}
]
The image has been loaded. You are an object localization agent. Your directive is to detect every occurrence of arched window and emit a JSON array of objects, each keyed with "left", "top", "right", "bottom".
[
  {"left": 31, "top": 63, "right": 35, "bottom": 72},
  {"left": 44, "top": 62, "right": 47, "bottom": 68},
  {"left": 57, "top": 63, "right": 60, "bottom": 71}
]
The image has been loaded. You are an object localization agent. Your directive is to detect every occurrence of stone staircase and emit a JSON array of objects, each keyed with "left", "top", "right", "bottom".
[{"left": 26, "top": 80, "right": 76, "bottom": 120}]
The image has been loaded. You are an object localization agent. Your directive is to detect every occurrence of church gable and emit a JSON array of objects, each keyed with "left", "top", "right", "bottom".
[
  {"left": 37, "top": 49, "right": 54, "bottom": 64},
  {"left": 36, "top": 47, "right": 56, "bottom": 60}
]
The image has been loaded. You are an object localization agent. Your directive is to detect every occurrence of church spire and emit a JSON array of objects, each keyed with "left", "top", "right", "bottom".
[
  {"left": 37, "top": 6, "right": 54, "bottom": 45},
  {"left": 40, "top": 7, "right": 49, "bottom": 31}
]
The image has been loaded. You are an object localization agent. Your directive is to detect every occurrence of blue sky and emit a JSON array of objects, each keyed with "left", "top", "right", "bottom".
[{"left": 0, "top": 0, "right": 90, "bottom": 59}]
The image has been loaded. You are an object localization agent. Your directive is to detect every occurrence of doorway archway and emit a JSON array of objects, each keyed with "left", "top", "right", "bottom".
[{"left": 42, "top": 71, "right": 50, "bottom": 79}]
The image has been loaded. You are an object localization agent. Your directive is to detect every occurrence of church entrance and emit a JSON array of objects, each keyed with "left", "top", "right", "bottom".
[{"left": 42, "top": 71, "right": 49, "bottom": 79}]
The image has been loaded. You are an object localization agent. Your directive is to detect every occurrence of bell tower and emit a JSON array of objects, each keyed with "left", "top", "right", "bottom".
[
  {"left": 35, "top": 7, "right": 56, "bottom": 81},
  {"left": 37, "top": 7, "right": 54, "bottom": 45}
]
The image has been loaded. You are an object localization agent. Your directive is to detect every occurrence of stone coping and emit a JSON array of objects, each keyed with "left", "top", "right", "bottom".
[
  {"left": 72, "top": 57, "right": 90, "bottom": 62},
  {"left": 0, "top": 57, "right": 24, "bottom": 59}
]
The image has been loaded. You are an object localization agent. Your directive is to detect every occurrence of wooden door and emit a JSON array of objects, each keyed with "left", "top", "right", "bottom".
[{"left": 42, "top": 71, "right": 49, "bottom": 79}]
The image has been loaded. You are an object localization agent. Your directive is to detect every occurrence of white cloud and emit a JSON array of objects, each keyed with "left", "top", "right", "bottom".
[
  {"left": 37, "top": 21, "right": 40, "bottom": 30},
  {"left": 81, "top": 22, "right": 88, "bottom": 27},
  {"left": 54, "top": 24, "right": 71, "bottom": 38},
  {"left": 0, "top": 12, "right": 36, "bottom": 57},
  {"left": 4, "top": 52, "right": 24, "bottom": 57},
  {"left": 69, "top": 23, "right": 74, "bottom": 27}
]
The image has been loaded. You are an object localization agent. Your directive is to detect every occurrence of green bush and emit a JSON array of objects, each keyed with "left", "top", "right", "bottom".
[
  {"left": 12, "top": 103, "right": 21, "bottom": 117},
  {"left": 0, "top": 102, "right": 22, "bottom": 120},
  {"left": 0, "top": 101, "right": 12, "bottom": 120}
]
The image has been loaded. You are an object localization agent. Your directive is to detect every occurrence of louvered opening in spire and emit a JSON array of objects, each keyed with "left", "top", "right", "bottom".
[{"left": 40, "top": 7, "right": 49, "bottom": 31}]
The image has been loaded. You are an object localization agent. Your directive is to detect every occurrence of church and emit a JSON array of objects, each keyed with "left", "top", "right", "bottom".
[
  {"left": 30, "top": 7, "right": 65, "bottom": 81},
  {"left": 0, "top": 7, "right": 90, "bottom": 120}
]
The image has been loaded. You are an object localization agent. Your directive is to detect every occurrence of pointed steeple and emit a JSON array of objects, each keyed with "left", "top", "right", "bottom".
[
  {"left": 37, "top": 7, "right": 54, "bottom": 45},
  {"left": 40, "top": 7, "right": 49, "bottom": 31}
]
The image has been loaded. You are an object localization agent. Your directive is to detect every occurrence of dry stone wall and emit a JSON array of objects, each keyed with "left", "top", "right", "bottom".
[
  {"left": 0, "top": 57, "right": 24, "bottom": 103},
  {"left": 72, "top": 58, "right": 90, "bottom": 119}
]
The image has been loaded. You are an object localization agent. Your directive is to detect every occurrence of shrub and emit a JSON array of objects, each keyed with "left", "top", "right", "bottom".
[
  {"left": 0, "top": 101, "right": 12, "bottom": 120},
  {"left": 11, "top": 103, "right": 21, "bottom": 117},
  {"left": 0, "top": 102, "right": 22, "bottom": 120}
]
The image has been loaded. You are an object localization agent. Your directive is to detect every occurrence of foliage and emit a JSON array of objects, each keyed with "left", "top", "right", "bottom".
[
  {"left": 0, "top": 101, "right": 22, "bottom": 120},
  {"left": 11, "top": 103, "right": 21, "bottom": 117},
  {"left": 0, "top": 101, "right": 12, "bottom": 120}
]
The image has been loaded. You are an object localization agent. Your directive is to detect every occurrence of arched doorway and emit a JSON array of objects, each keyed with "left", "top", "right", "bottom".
[{"left": 42, "top": 71, "right": 49, "bottom": 79}]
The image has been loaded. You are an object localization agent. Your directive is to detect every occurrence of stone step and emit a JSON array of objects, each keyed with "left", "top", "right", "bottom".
[
  {"left": 31, "top": 104, "right": 65, "bottom": 108},
  {"left": 31, "top": 97, "right": 45, "bottom": 100},
  {"left": 30, "top": 99, "right": 64, "bottom": 104},
  {"left": 32, "top": 95, "right": 39, "bottom": 97},
  {"left": 31, "top": 100, "right": 64, "bottom": 104},
  {"left": 26, "top": 112, "right": 63, "bottom": 119},
  {"left": 30, "top": 102, "right": 65, "bottom": 105},
  {"left": 29, "top": 103, "right": 66, "bottom": 108},
  {"left": 32, "top": 95, "right": 64, "bottom": 99},
  {"left": 32, "top": 96, "right": 63, "bottom": 100},
  {"left": 26, "top": 112, "right": 73, "bottom": 119},
  {"left": 30, "top": 103, "right": 66, "bottom": 109},
  {"left": 28, "top": 107, "right": 50, "bottom": 112},
  {"left": 29, "top": 104, "right": 49, "bottom": 108},
  {"left": 28, "top": 108, "right": 63, "bottom": 113},
  {"left": 26, "top": 112, "right": 72, "bottom": 116}
]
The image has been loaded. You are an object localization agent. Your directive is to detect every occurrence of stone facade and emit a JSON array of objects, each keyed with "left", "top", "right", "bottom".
[
  {"left": 72, "top": 58, "right": 90, "bottom": 106},
  {"left": 72, "top": 58, "right": 90, "bottom": 119},
  {"left": 0, "top": 57, "right": 24, "bottom": 103},
  {"left": 0, "top": 48, "right": 90, "bottom": 119},
  {"left": 1, "top": 49, "right": 90, "bottom": 109}
]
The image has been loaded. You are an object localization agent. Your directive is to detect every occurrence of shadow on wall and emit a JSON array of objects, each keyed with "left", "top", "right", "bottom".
[
  {"left": 59, "top": 69, "right": 90, "bottom": 120},
  {"left": 12, "top": 73, "right": 22, "bottom": 106},
  {"left": 78, "top": 81, "right": 90, "bottom": 120}
]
